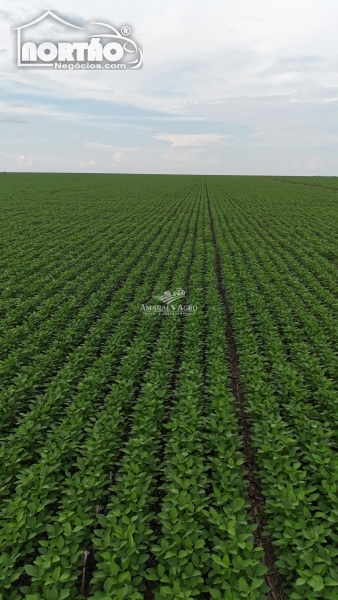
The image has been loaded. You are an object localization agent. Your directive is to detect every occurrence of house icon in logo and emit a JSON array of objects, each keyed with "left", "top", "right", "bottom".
[{"left": 13, "top": 10, "right": 84, "bottom": 67}]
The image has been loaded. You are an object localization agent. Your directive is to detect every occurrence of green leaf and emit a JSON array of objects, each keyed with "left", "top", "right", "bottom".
[
  {"left": 251, "top": 578, "right": 264, "bottom": 589},
  {"left": 160, "top": 586, "right": 173, "bottom": 596},
  {"left": 309, "top": 575, "right": 324, "bottom": 592},
  {"left": 209, "top": 590, "right": 222, "bottom": 599},
  {"left": 222, "top": 554, "right": 230, "bottom": 567},
  {"left": 52, "top": 566, "right": 61, "bottom": 581},
  {"left": 256, "top": 564, "right": 268, "bottom": 577},
  {"left": 110, "top": 561, "right": 119, "bottom": 576},
  {"left": 49, "top": 586, "right": 59, "bottom": 600},
  {"left": 104, "top": 577, "right": 113, "bottom": 592},
  {"left": 158, "top": 564, "right": 165, "bottom": 577},
  {"left": 238, "top": 577, "right": 250, "bottom": 592},
  {"left": 24, "top": 565, "right": 37, "bottom": 578}
]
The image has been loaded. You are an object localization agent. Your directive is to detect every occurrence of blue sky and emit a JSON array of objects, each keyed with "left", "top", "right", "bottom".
[{"left": 1, "top": 0, "right": 338, "bottom": 174}]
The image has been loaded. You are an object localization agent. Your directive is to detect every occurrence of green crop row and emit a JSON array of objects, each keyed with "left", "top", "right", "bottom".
[
  {"left": 209, "top": 179, "right": 338, "bottom": 598},
  {"left": 19, "top": 190, "right": 201, "bottom": 600},
  {"left": 0, "top": 185, "right": 193, "bottom": 436},
  {"left": 1, "top": 173, "right": 338, "bottom": 599},
  {"left": 0, "top": 188, "right": 200, "bottom": 598}
]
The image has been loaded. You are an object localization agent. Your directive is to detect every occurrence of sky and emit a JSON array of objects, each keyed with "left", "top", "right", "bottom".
[{"left": 0, "top": 0, "right": 338, "bottom": 175}]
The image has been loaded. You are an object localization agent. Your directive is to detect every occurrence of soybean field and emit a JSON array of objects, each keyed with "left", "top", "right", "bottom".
[{"left": 1, "top": 172, "right": 338, "bottom": 600}]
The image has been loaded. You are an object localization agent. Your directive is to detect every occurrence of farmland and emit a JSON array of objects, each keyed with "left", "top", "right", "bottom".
[{"left": 1, "top": 172, "right": 338, "bottom": 600}]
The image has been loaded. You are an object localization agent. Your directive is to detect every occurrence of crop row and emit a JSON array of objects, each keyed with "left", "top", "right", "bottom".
[
  {"left": 0, "top": 187, "right": 200, "bottom": 597},
  {"left": 0, "top": 185, "right": 194, "bottom": 437},
  {"left": 208, "top": 179, "right": 338, "bottom": 599}
]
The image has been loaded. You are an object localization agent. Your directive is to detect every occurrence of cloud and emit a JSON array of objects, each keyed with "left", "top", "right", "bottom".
[
  {"left": 182, "top": 89, "right": 338, "bottom": 147},
  {"left": 2, "top": 0, "right": 338, "bottom": 174},
  {"left": 263, "top": 55, "right": 324, "bottom": 75},
  {"left": 0, "top": 113, "right": 30, "bottom": 123},
  {"left": 151, "top": 133, "right": 230, "bottom": 147},
  {"left": 17, "top": 154, "right": 34, "bottom": 166},
  {"left": 84, "top": 142, "right": 136, "bottom": 153},
  {"left": 82, "top": 142, "right": 136, "bottom": 167},
  {"left": 80, "top": 157, "right": 95, "bottom": 167},
  {"left": 292, "top": 158, "right": 323, "bottom": 170}
]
